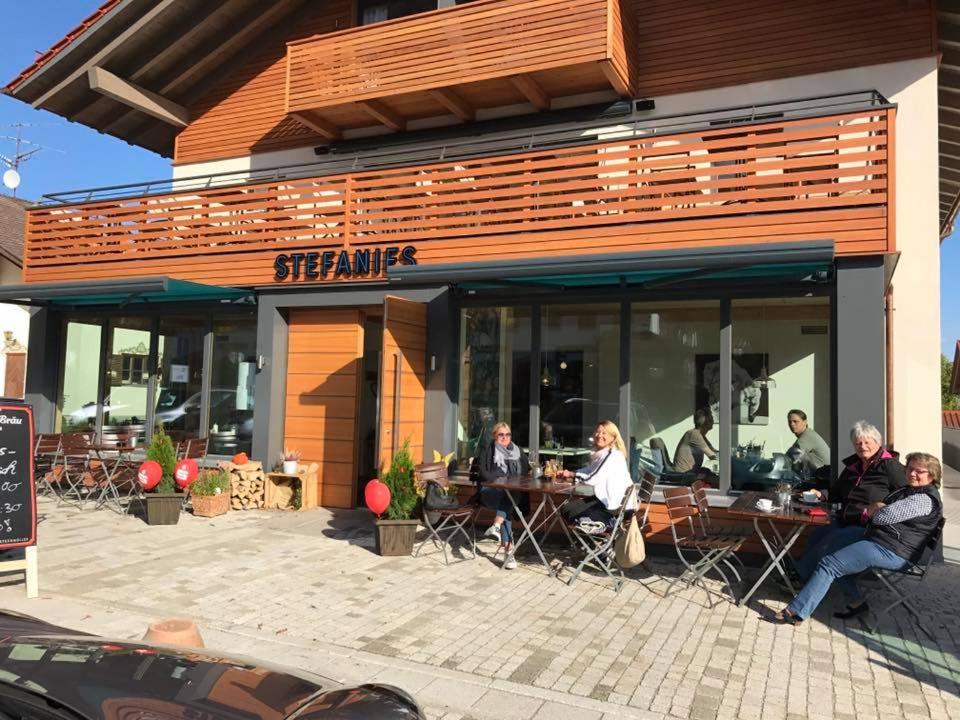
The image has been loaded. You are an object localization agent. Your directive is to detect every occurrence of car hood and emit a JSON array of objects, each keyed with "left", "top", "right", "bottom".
[{"left": 0, "top": 611, "right": 422, "bottom": 720}]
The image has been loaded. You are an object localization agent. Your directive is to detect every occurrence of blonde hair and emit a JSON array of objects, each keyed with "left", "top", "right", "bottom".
[
  {"left": 904, "top": 452, "right": 942, "bottom": 488},
  {"left": 596, "top": 420, "right": 626, "bottom": 454},
  {"left": 491, "top": 422, "right": 511, "bottom": 438}
]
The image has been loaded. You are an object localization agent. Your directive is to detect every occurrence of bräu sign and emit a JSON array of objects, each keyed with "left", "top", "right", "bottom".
[
  {"left": 274, "top": 245, "right": 416, "bottom": 280},
  {"left": 0, "top": 404, "right": 36, "bottom": 548}
]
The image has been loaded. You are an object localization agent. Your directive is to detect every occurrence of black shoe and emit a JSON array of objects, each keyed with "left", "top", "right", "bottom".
[
  {"left": 834, "top": 602, "right": 869, "bottom": 620},
  {"left": 760, "top": 608, "right": 802, "bottom": 625}
]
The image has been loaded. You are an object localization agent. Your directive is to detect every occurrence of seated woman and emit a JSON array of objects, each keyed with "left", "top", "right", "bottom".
[
  {"left": 792, "top": 420, "right": 906, "bottom": 583},
  {"left": 472, "top": 422, "right": 530, "bottom": 570},
  {"left": 559, "top": 421, "right": 637, "bottom": 533},
  {"left": 673, "top": 409, "right": 719, "bottom": 485},
  {"left": 765, "top": 452, "right": 942, "bottom": 624}
]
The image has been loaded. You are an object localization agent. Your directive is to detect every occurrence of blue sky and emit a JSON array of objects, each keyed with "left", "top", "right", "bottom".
[{"left": 2, "top": 1, "right": 959, "bottom": 356}]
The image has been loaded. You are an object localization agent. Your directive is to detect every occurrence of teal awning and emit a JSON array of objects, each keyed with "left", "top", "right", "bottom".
[{"left": 0, "top": 277, "right": 251, "bottom": 307}]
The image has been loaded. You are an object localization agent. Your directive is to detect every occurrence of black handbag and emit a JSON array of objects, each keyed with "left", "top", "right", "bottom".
[{"left": 424, "top": 481, "right": 459, "bottom": 511}]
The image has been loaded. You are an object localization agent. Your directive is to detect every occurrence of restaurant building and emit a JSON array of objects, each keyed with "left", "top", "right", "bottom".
[{"left": 2, "top": 0, "right": 950, "bottom": 518}]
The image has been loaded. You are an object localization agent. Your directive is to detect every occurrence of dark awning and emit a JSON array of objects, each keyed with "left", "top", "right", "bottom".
[
  {"left": 387, "top": 241, "right": 835, "bottom": 289},
  {"left": 0, "top": 276, "right": 251, "bottom": 307}
]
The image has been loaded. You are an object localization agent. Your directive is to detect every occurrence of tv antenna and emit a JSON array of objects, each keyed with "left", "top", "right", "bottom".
[{"left": 0, "top": 122, "right": 64, "bottom": 197}]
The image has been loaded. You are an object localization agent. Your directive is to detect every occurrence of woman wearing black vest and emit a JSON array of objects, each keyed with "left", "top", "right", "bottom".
[{"left": 765, "top": 452, "right": 942, "bottom": 625}]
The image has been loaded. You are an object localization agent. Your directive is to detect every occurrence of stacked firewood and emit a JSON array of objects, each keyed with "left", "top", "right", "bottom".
[{"left": 223, "top": 460, "right": 265, "bottom": 510}]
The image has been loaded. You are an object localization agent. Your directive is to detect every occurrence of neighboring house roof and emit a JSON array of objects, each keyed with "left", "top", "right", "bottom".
[{"left": 0, "top": 196, "right": 28, "bottom": 269}]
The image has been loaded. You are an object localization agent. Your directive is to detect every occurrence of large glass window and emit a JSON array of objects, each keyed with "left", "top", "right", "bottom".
[
  {"left": 57, "top": 319, "right": 103, "bottom": 434},
  {"left": 154, "top": 317, "right": 206, "bottom": 441},
  {"left": 731, "top": 298, "right": 831, "bottom": 490},
  {"left": 457, "top": 307, "right": 530, "bottom": 459},
  {"left": 540, "top": 305, "right": 620, "bottom": 468},
  {"left": 102, "top": 317, "right": 152, "bottom": 444},
  {"left": 208, "top": 316, "right": 257, "bottom": 456},
  {"left": 630, "top": 301, "right": 721, "bottom": 485}
]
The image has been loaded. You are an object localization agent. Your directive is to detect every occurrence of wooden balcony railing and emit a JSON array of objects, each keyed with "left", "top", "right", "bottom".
[
  {"left": 23, "top": 108, "right": 893, "bottom": 286},
  {"left": 285, "top": 0, "right": 638, "bottom": 138}
]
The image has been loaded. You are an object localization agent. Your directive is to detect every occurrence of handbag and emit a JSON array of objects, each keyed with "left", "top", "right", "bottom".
[
  {"left": 424, "top": 481, "right": 459, "bottom": 511},
  {"left": 614, "top": 515, "right": 646, "bottom": 568}
]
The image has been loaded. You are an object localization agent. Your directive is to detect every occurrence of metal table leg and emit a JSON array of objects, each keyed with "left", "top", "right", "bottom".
[
  {"left": 504, "top": 489, "right": 553, "bottom": 574},
  {"left": 737, "top": 519, "right": 807, "bottom": 606}
]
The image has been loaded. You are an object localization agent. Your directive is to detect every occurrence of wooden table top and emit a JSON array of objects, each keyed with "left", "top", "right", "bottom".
[
  {"left": 484, "top": 474, "right": 577, "bottom": 495},
  {"left": 727, "top": 491, "right": 830, "bottom": 525}
]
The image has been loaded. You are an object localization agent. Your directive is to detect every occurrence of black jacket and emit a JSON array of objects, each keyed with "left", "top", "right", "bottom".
[
  {"left": 833, "top": 448, "right": 907, "bottom": 526},
  {"left": 471, "top": 440, "right": 530, "bottom": 484},
  {"left": 866, "top": 485, "right": 942, "bottom": 563}
]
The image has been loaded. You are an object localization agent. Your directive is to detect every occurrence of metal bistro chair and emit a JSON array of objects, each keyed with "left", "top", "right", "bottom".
[
  {"left": 92, "top": 430, "right": 141, "bottom": 513},
  {"left": 54, "top": 432, "right": 97, "bottom": 507},
  {"left": 34, "top": 433, "right": 63, "bottom": 498},
  {"left": 860, "top": 517, "right": 946, "bottom": 639},
  {"left": 689, "top": 479, "right": 751, "bottom": 581},
  {"left": 662, "top": 486, "right": 743, "bottom": 607},
  {"left": 413, "top": 462, "right": 477, "bottom": 565},
  {"left": 565, "top": 483, "right": 640, "bottom": 593}
]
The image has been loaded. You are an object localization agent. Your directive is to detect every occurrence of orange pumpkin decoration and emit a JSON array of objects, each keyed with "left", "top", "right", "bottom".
[{"left": 232, "top": 452, "right": 249, "bottom": 465}]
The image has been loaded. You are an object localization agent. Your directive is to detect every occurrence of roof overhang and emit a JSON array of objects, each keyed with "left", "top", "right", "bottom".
[
  {"left": 940, "top": 2, "right": 960, "bottom": 237},
  {"left": 0, "top": 276, "right": 251, "bottom": 307},
  {"left": 387, "top": 241, "right": 836, "bottom": 289}
]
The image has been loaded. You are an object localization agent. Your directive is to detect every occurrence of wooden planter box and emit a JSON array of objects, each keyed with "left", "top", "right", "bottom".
[
  {"left": 374, "top": 519, "right": 419, "bottom": 556},
  {"left": 144, "top": 493, "right": 183, "bottom": 525},
  {"left": 191, "top": 492, "right": 230, "bottom": 518}
]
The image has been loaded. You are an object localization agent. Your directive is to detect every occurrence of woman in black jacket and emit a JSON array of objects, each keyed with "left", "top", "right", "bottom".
[
  {"left": 766, "top": 451, "right": 942, "bottom": 624},
  {"left": 793, "top": 420, "right": 906, "bottom": 582},
  {"left": 472, "top": 422, "right": 530, "bottom": 569}
]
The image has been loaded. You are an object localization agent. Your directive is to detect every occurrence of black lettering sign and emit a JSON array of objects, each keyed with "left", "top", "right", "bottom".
[
  {"left": 0, "top": 404, "right": 36, "bottom": 549},
  {"left": 274, "top": 245, "right": 417, "bottom": 281}
]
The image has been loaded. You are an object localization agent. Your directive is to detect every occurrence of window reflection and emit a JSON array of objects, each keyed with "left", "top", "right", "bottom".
[
  {"left": 57, "top": 319, "right": 102, "bottom": 434},
  {"left": 208, "top": 316, "right": 257, "bottom": 456}
]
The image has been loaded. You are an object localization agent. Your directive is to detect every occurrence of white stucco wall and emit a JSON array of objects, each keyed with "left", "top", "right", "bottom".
[{"left": 173, "top": 56, "right": 941, "bottom": 456}]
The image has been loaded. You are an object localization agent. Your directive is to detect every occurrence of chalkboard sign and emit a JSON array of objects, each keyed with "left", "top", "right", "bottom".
[{"left": 0, "top": 404, "right": 36, "bottom": 549}]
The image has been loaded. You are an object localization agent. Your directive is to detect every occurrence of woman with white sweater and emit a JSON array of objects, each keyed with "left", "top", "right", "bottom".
[{"left": 559, "top": 420, "right": 637, "bottom": 532}]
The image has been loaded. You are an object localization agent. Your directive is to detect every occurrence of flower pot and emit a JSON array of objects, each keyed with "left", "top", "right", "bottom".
[
  {"left": 191, "top": 491, "right": 230, "bottom": 518},
  {"left": 374, "top": 518, "right": 420, "bottom": 556},
  {"left": 144, "top": 493, "right": 183, "bottom": 525},
  {"left": 282, "top": 460, "right": 299, "bottom": 475}
]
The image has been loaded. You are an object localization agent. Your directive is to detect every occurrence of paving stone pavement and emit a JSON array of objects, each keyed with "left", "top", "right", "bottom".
[{"left": 1, "top": 497, "right": 959, "bottom": 720}]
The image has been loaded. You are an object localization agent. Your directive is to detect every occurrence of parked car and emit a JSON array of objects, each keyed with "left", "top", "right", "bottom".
[
  {"left": 0, "top": 609, "right": 425, "bottom": 719},
  {"left": 540, "top": 398, "right": 655, "bottom": 448},
  {"left": 155, "top": 388, "right": 253, "bottom": 439}
]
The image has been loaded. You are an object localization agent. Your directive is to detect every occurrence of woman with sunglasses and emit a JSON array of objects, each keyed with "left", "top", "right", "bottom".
[{"left": 473, "top": 422, "right": 531, "bottom": 569}]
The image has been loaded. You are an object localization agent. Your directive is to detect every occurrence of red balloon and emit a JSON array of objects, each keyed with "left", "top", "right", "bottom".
[
  {"left": 364, "top": 479, "right": 391, "bottom": 517},
  {"left": 138, "top": 461, "right": 162, "bottom": 491},
  {"left": 174, "top": 458, "right": 199, "bottom": 489}
]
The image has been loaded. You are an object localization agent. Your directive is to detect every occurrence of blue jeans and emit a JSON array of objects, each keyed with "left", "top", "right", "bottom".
[
  {"left": 787, "top": 540, "right": 906, "bottom": 619},
  {"left": 479, "top": 487, "right": 529, "bottom": 544},
  {"left": 794, "top": 519, "right": 865, "bottom": 580}
]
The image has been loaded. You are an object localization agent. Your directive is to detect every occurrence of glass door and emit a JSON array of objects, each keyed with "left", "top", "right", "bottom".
[
  {"left": 154, "top": 317, "right": 206, "bottom": 443},
  {"left": 57, "top": 319, "right": 104, "bottom": 434},
  {"left": 101, "top": 317, "right": 153, "bottom": 445}
]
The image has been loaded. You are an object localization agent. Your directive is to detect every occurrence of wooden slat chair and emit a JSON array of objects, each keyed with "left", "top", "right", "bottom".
[
  {"left": 54, "top": 432, "right": 96, "bottom": 508},
  {"left": 859, "top": 517, "right": 945, "bottom": 639},
  {"left": 34, "top": 433, "right": 63, "bottom": 498},
  {"left": 689, "top": 479, "right": 751, "bottom": 582},
  {"left": 413, "top": 462, "right": 476, "bottom": 565},
  {"left": 564, "top": 482, "right": 639, "bottom": 593},
  {"left": 177, "top": 438, "right": 210, "bottom": 509},
  {"left": 662, "top": 486, "right": 743, "bottom": 607}
]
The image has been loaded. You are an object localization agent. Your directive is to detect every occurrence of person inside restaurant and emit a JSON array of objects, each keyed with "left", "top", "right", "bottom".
[
  {"left": 792, "top": 420, "right": 906, "bottom": 584},
  {"left": 765, "top": 451, "right": 942, "bottom": 624},
  {"left": 471, "top": 421, "right": 530, "bottom": 570},
  {"left": 673, "top": 409, "right": 719, "bottom": 483},
  {"left": 785, "top": 408, "right": 830, "bottom": 479},
  {"left": 559, "top": 421, "right": 636, "bottom": 534}
]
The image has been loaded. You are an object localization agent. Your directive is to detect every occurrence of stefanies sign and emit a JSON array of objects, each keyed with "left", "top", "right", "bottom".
[
  {"left": 274, "top": 245, "right": 417, "bottom": 281},
  {"left": 0, "top": 403, "right": 36, "bottom": 549}
]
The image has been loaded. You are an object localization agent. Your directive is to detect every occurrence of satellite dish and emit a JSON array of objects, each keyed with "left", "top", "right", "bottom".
[{"left": 2, "top": 170, "right": 20, "bottom": 190}]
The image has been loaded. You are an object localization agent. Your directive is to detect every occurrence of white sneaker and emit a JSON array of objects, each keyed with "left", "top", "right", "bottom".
[
  {"left": 577, "top": 519, "right": 607, "bottom": 535},
  {"left": 503, "top": 552, "right": 518, "bottom": 570},
  {"left": 484, "top": 524, "right": 502, "bottom": 541}
]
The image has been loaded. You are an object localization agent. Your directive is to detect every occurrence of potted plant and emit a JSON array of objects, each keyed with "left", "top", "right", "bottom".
[
  {"left": 190, "top": 468, "right": 231, "bottom": 518},
  {"left": 281, "top": 448, "right": 301, "bottom": 475},
  {"left": 141, "top": 429, "right": 183, "bottom": 526},
  {"left": 374, "top": 440, "right": 420, "bottom": 556}
]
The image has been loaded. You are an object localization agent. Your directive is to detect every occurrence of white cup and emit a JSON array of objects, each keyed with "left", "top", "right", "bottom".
[
  {"left": 756, "top": 498, "right": 773, "bottom": 512},
  {"left": 802, "top": 490, "right": 819, "bottom": 504}
]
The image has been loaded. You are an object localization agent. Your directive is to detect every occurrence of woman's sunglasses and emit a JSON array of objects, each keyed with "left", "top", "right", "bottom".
[{"left": 496, "top": 432, "right": 512, "bottom": 438}]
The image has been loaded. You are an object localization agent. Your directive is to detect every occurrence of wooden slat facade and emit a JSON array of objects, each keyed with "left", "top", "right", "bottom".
[
  {"left": 378, "top": 297, "right": 428, "bottom": 472},
  {"left": 283, "top": 308, "right": 363, "bottom": 509},
  {"left": 171, "top": 0, "right": 931, "bottom": 165},
  {"left": 24, "top": 108, "right": 893, "bottom": 285},
  {"left": 285, "top": 0, "right": 637, "bottom": 136}
]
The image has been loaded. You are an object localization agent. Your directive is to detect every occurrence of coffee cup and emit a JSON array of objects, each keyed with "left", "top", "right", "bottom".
[
  {"left": 801, "top": 490, "right": 819, "bottom": 504},
  {"left": 756, "top": 498, "right": 774, "bottom": 512}
]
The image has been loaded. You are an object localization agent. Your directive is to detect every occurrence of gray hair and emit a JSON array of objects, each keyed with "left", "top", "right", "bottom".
[{"left": 849, "top": 420, "right": 882, "bottom": 446}]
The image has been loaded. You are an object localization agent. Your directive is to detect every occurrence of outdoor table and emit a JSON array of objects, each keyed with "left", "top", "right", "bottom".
[
  {"left": 483, "top": 475, "right": 577, "bottom": 575},
  {"left": 727, "top": 490, "right": 829, "bottom": 606},
  {"left": 85, "top": 442, "right": 137, "bottom": 513}
]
